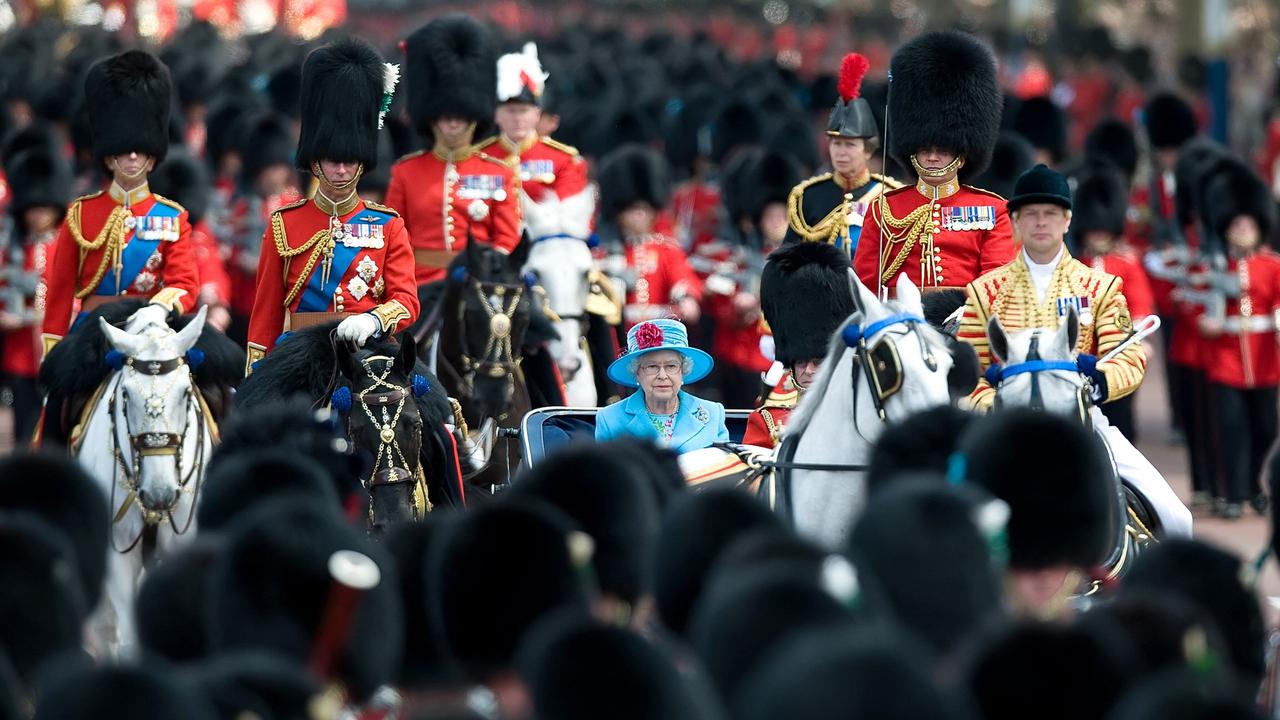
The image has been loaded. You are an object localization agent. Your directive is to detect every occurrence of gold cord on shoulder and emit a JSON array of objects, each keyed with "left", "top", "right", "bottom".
[
  {"left": 874, "top": 194, "right": 933, "bottom": 285},
  {"left": 271, "top": 211, "right": 332, "bottom": 309},
  {"left": 69, "top": 202, "right": 130, "bottom": 299}
]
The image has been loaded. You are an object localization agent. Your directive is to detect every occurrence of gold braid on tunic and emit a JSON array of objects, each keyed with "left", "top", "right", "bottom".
[
  {"left": 271, "top": 211, "right": 333, "bottom": 309},
  {"left": 68, "top": 201, "right": 130, "bottom": 299},
  {"left": 874, "top": 193, "right": 933, "bottom": 285}
]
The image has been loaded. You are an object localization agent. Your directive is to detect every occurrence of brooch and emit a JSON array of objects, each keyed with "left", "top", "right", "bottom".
[
  {"left": 357, "top": 255, "right": 378, "bottom": 282},
  {"left": 347, "top": 276, "right": 369, "bottom": 301},
  {"left": 693, "top": 404, "right": 709, "bottom": 424}
]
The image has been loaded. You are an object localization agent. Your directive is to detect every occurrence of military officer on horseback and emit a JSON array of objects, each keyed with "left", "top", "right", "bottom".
[
  {"left": 245, "top": 38, "right": 419, "bottom": 373},
  {"left": 41, "top": 51, "right": 199, "bottom": 356}
]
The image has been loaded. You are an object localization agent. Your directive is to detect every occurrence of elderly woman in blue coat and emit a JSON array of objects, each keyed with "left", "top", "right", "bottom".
[{"left": 596, "top": 319, "right": 729, "bottom": 452}]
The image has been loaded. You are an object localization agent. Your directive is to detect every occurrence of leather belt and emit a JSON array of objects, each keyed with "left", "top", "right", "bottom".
[
  {"left": 414, "top": 249, "right": 457, "bottom": 268},
  {"left": 82, "top": 295, "right": 126, "bottom": 312},
  {"left": 884, "top": 285, "right": 965, "bottom": 299},
  {"left": 287, "top": 311, "right": 354, "bottom": 331}
]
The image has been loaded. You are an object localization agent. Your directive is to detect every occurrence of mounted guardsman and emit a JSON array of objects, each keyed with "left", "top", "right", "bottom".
[
  {"left": 41, "top": 50, "right": 199, "bottom": 357},
  {"left": 852, "top": 31, "right": 1015, "bottom": 298},
  {"left": 244, "top": 38, "right": 420, "bottom": 373},
  {"left": 784, "top": 53, "right": 900, "bottom": 254}
]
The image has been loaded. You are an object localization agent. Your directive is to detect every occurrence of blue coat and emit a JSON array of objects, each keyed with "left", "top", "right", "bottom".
[{"left": 595, "top": 390, "right": 729, "bottom": 453}]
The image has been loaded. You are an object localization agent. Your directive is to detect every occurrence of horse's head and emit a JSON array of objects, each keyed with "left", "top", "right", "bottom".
[
  {"left": 98, "top": 305, "right": 208, "bottom": 518},
  {"left": 454, "top": 240, "right": 533, "bottom": 420},
  {"left": 844, "top": 273, "right": 955, "bottom": 421},
  {"left": 523, "top": 237, "right": 593, "bottom": 379},
  {"left": 336, "top": 333, "right": 424, "bottom": 531},
  {"left": 987, "top": 307, "right": 1090, "bottom": 422}
]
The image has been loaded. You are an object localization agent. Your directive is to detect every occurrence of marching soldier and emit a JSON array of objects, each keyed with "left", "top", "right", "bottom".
[
  {"left": 478, "top": 43, "right": 594, "bottom": 245},
  {"left": 744, "top": 241, "right": 854, "bottom": 448},
  {"left": 245, "top": 38, "right": 419, "bottom": 371},
  {"left": 957, "top": 164, "right": 1191, "bottom": 537},
  {"left": 385, "top": 15, "right": 522, "bottom": 285},
  {"left": 853, "top": 31, "right": 1015, "bottom": 297},
  {"left": 40, "top": 50, "right": 199, "bottom": 355},
  {"left": 784, "top": 53, "right": 900, "bottom": 254}
]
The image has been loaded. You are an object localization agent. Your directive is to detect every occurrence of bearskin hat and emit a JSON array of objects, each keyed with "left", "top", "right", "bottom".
[
  {"left": 1173, "top": 137, "right": 1230, "bottom": 228},
  {"left": 867, "top": 405, "right": 977, "bottom": 494},
  {"left": 596, "top": 144, "right": 672, "bottom": 221},
  {"left": 1072, "top": 161, "right": 1130, "bottom": 238},
  {"left": 1011, "top": 96, "right": 1068, "bottom": 164},
  {"left": 6, "top": 149, "right": 72, "bottom": 221},
  {"left": 384, "top": 519, "right": 452, "bottom": 688},
  {"left": 32, "top": 661, "right": 219, "bottom": 720},
  {"left": 888, "top": 31, "right": 1002, "bottom": 181},
  {"left": 827, "top": 53, "right": 878, "bottom": 139},
  {"left": 404, "top": 15, "right": 496, "bottom": 136},
  {"left": 710, "top": 98, "right": 764, "bottom": 166},
  {"left": 1108, "top": 671, "right": 1266, "bottom": 720},
  {"left": 135, "top": 536, "right": 223, "bottom": 663},
  {"left": 196, "top": 449, "right": 340, "bottom": 533},
  {"left": 237, "top": 109, "right": 296, "bottom": 188},
  {"left": 744, "top": 150, "right": 804, "bottom": 227},
  {"left": 296, "top": 38, "right": 388, "bottom": 173},
  {"left": 1085, "top": 118, "right": 1139, "bottom": 180},
  {"left": 957, "top": 409, "right": 1118, "bottom": 570},
  {"left": 1144, "top": 92, "right": 1198, "bottom": 150},
  {"left": 760, "top": 242, "right": 856, "bottom": 366},
  {"left": 184, "top": 651, "right": 327, "bottom": 720},
  {"left": 84, "top": 50, "right": 172, "bottom": 163},
  {"left": 971, "top": 132, "right": 1036, "bottom": 200},
  {"left": 148, "top": 147, "right": 211, "bottom": 225},
  {"left": 1202, "top": 158, "right": 1275, "bottom": 244}
]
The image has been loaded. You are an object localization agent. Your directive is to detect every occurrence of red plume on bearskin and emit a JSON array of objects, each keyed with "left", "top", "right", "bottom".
[{"left": 837, "top": 53, "right": 869, "bottom": 102}]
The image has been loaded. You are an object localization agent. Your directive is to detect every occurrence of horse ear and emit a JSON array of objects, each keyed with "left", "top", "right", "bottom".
[
  {"left": 1058, "top": 306, "right": 1080, "bottom": 354},
  {"left": 847, "top": 268, "right": 877, "bottom": 317},
  {"left": 987, "top": 315, "right": 1010, "bottom": 364},
  {"left": 98, "top": 316, "right": 146, "bottom": 357},
  {"left": 172, "top": 305, "right": 207, "bottom": 354},
  {"left": 396, "top": 332, "right": 417, "bottom": 373},
  {"left": 894, "top": 273, "right": 922, "bottom": 310},
  {"left": 508, "top": 230, "right": 531, "bottom": 271}
]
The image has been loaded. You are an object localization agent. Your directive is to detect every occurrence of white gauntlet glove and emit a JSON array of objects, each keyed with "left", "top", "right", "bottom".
[
  {"left": 336, "top": 313, "right": 382, "bottom": 347},
  {"left": 127, "top": 303, "right": 171, "bottom": 331}
]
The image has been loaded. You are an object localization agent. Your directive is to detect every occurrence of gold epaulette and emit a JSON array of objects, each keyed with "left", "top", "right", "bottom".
[
  {"left": 961, "top": 185, "right": 1007, "bottom": 201},
  {"left": 151, "top": 193, "right": 185, "bottom": 213},
  {"left": 477, "top": 151, "right": 515, "bottom": 170},
  {"left": 363, "top": 200, "right": 400, "bottom": 218},
  {"left": 394, "top": 149, "right": 427, "bottom": 164},
  {"left": 73, "top": 190, "right": 105, "bottom": 204},
  {"left": 473, "top": 136, "right": 501, "bottom": 152},
  {"left": 542, "top": 136, "right": 580, "bottom": 157},
  {"left": 786, "top": 173, "right": 840, "bottom": 243},
  {"left": 760, "top": 387, "right": 799, "bottom": 409},
  {"left": 275, "top": 197, "right": 310, "bottom": 214}
]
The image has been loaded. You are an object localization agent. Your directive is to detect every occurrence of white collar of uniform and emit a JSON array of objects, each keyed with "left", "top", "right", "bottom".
[
  {"left": 109, "top": 181, "right": 151, "bottom": 208},
  {"left": 1023, "top": 246, "right": 1064, "bottom": 301}
]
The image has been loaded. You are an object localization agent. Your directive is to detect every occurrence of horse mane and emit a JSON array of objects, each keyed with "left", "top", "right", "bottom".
[
  {"left": 235, "top": 323, "right": 342, "bottom": 410},
  {"left": 39, "top": 299, "right": 245, "bottom": 397}
]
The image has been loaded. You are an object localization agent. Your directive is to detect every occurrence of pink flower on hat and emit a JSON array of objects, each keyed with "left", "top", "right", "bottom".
[{"left": 635, "top": 322, "right": 664, "bottom": 350}]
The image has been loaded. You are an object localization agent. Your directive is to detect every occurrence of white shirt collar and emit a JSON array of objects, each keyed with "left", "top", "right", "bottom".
[{"left": 1024, "top": 246, "right": 1064, "bottom": 302}]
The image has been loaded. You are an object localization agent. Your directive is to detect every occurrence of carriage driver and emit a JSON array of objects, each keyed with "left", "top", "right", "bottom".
[
  {"left": 244, "top": 38, "right": 420, "bottom": 374},
  {"left": 956, "top": 164, "right": 1191, "bottom": 537}
]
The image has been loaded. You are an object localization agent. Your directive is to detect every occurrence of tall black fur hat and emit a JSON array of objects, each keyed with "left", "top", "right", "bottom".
[
  {"left": 1106, "top": 670, "right": 1266, "bottom": 720},
  {"left": 296, "top": 38, "right": 388, "bottom": 173},
  {"left": 207, "top": 500, "right": 403, "bottom": 702},
  {"left": 6, "top": 149, "right": 72, "bottom": 220},
  {"left": 887, "top": 31, "right": 1002, "bottom": 181},
  {"left": 384, "top": 518, "right": 454, "bottom": 688},
  {"left": 1085, "top": 119, "right": 1139, "bottom": 180},
  {"left": 237, "top": 110, "right": 297, "bottom": 187},
  {"left": 1202, "top": 158, "right": 1275, "bottom": 244},
  {"left": 1144, "top": 92, "right": 1198, "bottom": 150},
  {"left": 196, "top": 449, "right": 340, "bottom": 533},
  {"left": 743, "top": 150, "right": 804, "bottom": 228},
  {"left": 404, "top": 15, "right": 496, "bottom": 136},
  {"left": 182, "top": 651, "right": 327, "bottom": 720},
  {"left": 33, "top": 660, "right": 219, "bottom": 720},
  {"left": 596, "top": 144, "right": 672, "bottom": 221},
  {"left": 148, "top": 146, "right": 211, "bottom": 225},
  {"left": 868, "top": 405, "right": 977, "bottom": 495},
  {"left": 760, "top": 242, "right": 855, "bottom": 366},
  {"left": 1072, "top": 161, "right": 1130, "bottom": 238},
  {"left": 84, "top": 50, "right": 171, "bottom": 163},
  {"left": 135, "top": 536, "right": 223, "bottom": 663},
  {"left": 1011, "top": 96, "right": 1068, "bottom": 164},
  {"left": 956, "top": 409, "right": 1118, "bottom": 570},
  {"left": 1173, "top": 137, "right": 1230, "bottom": 228},
  {"left": 971, "top": 132, "right": 1035, "bottom": 200}
]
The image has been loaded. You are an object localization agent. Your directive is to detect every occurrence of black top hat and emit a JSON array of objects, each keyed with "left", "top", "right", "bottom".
[
  {"left": 826, "top": 53, "right": 878, "bottom": 139},
  {"left": 1006, "top": 164, "right": 1072, "bottom": 214}
]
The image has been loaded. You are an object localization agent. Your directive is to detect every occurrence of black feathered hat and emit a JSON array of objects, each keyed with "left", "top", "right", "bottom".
[
  {"left": 1011, "top": 96, "right": 1068, "bottom": 164},
  {"left": 84, "top": 50, "right": 172, "bottom": 163},
  {"left": 296, "top": 37, "right": 389, "bottom": 173},
  {"left": 148, "top": 147, "right": 211, "bottom": 225},
  {"left": 957, "top": 409, "right": 1118, "bottom": 570},
  {"left": 1202, "top": 159, "right": 1275, "bottom": 245},
  {"left": 237, "top": 110, "right": 296, "bottom": 188},
  {"left": 404, "top": 15, "right": 496, "bottom": 136},
  {"left": 596, "top": 144, "right": 672, "bottom": 221},
  {"left": 888, "top": 31, "right": 1002, "bottom": 181},
  {"left": 6, "top": 149, "right": 72, "bottom": 221},
  {"left": 760, "top": 242, "right": 855, "bottom": 366},
  {"left": 1144, "top": 92, "right": 1198, "bottom": 150},
  {"left": 827, "top": 53, "right": 878, "bottom": 139},
  {"left": 971, "top": 132, "right": 1035, "bottom": 200},
  {"left": 1073, "top": 162, "right": 1129, "bottom": 238},
  {"left": 32, "top": 661, "right": 219, "bottom": 720},
  {"left": 1085, "top": 119, "right": 1139, "bottom": 181}
]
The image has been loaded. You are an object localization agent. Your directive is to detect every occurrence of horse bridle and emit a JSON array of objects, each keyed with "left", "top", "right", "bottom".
[
  {"left": 991, "top": 331, "right": 1092, "bottom": 425},
  {"left": 106, "top": 354, "right": 205, "bottom": 552},
  {"left": 353, "top": 355, "right": 420, "bottom": 494},
  {"left": 455, "top": 278, "right": 526, "bottom": 393}
]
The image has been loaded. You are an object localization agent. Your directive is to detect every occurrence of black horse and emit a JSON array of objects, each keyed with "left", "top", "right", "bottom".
[{"left": 236, "top": 325, "right": 464, "bottom": 532}]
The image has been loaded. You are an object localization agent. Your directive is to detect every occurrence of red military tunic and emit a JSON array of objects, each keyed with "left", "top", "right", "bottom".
[
  {"left": 854, "top": 178, "right": 1015, "bottom": 295},
  {"left": 743, "top": 371, "right": 800, "bottom": 448},
  {"left": 191, "top": 219, "right": 231, "bottom": 311},
  {"left": 229, "top": 189, "right": 303, "bottom": 320},
  {"left": 41, "top": 182, "right": 198, "bottom": 354},
  {"left": 671, "top": 180, "right": 722, "bottom": 254},
  {"left": 1085, "top": 250, "right": 1155, "bottom": 320},
  {"left": 384, "top": 144, "right": 522, "bottom": 285},
  {"left": 244, "top": 196, "right": 420, "bottom": 371},
  {"left": 1, "top": 234, "right": 52, "bottom": 378},
  {"left": 1201, "top": 250, "right": 1280, "bottom": 388},
  {"left": 476, "top": 134, "right": 593, "bottom": 242},
  {"left": 599, "top": 234, "right": 703, "bottom": 329}
]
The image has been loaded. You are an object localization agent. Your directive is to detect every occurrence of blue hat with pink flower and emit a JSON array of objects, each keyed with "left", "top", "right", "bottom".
[{"left": 607, "top": 319, "right": 714, "bottom": 388}]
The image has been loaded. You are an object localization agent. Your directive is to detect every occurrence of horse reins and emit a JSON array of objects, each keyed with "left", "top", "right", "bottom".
[
  {"left": 456, "top": 279, "right": 525, "bottom": 393},
  {"left": 355, "top": 355, "right": 417, "bottom": 494}
]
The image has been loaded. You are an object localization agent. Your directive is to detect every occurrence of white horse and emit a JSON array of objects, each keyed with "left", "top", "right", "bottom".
[
  {"left": 75, "top": 305, "right": 214, "bottom": 656},
  {"left": 783, "top": 273, "right": 955, "bottom": 548},
  {"left": 524, "top": 237, "right": 598, "bottom": 406},
  {"left": 985, "top": 310, "right": 1192, "bottom": 539}
]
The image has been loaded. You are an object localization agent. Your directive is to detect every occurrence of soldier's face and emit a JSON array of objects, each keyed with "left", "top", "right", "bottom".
[
  {"left": 434, "top": 117, "right": 475, "bottom": 147},
  {"left": 792, "top": 358, "right": 822, "bottom": 388},
  {"left": 109, "top": 152, "right": 154, "bottom": 181},
  {"left": 1013, "top": 204, "right": 1071, "bottom": 262},
  {"left": 829, "top": 137, "right": 870, "bottom": 177},
  {"left": 915, "top": 147, "right": 957, "bottom": 171},
  {"left": 618, "top": 204, "right": 656, "bottom": 236},
  {"left": 1226, "top": 215, "right": 1261, "bottom": 254},
  {"left": 23, "top": 206, "right": 60, "bottom": 234},
  {"left": 495, "top": 103, "right": 541, "bottom": 142},
  {"left": 318, "top": 160, "right": 359, "bottom": 184}
]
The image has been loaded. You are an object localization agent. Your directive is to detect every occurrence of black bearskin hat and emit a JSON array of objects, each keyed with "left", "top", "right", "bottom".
[
  {"left": 296, "top": 38, "right": 387, "bottom": 173},
  {"left": 760, "top": 242, "right": 856, "bottom": 366},
  {"left": 1202, "top": 159, "right": 1275, "bottom": 244},
  {"left": 1173, "top": 137, "right": 1229, "bottom": 228},
  {"left": 185, "top": 651, "right": 327, "bottom": 720},
  {"left": 384, "top": 519, "right": 452, "bottom": 689},
  {"left": 971, "top": 132, "right": 1035, "bottom": 200},
  {"left": 867, "top": 405, "right": 977, "bottom": 494},
  {"left": 148, "top": 147, "right": 212, "bottom": 225},
  {"left": 596, "top": 144, "right": 672, "bottom": 221},
  {"left": 404, "top": 15, "right": 496, "bottom": 136},
  {"left": 745, "top": 150, "right": 804, "bottom": 227},
  {"left": 710, "top": 99, "right": 764, "bottom": 166},
  {"left": 136, "top": 536, "right": 222, "bottom": 663},
  {"left": 32, "top": 661, "right": 219, "bottom": 720},
  {"left": 1011, "top": 96, "right": 1068, "bottom": 164},
  {"left": 6, "top": 149, "right": 72, "bottom": 220},
  {"left": 84, "top": 50, "right": 172, "bottom": 163},
  {"left": 196, "top": 449, "right": 340, "bottom": 532},
  {"left": 888, "top": 31, "right": 1002, "bottom": 181},
  {"left": 1144, "top": 92, "right": 1198, "bottom": 150},
  {"left": 1072, "top": 161, "right": 1130, "bottom": 238},
  {"left": 237, "top": 110, "right": 296, "bottom": 188},
  {"left": 957, "top": 409, "right": 1118, "bottom": 570},
  {"left": 1085, "top": 119, "right": 1139, "bottom": 181}
]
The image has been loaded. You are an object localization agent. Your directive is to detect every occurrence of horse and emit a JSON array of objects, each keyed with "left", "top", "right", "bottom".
[
  {"left": 523, "top": 236, "right": 598, "bottom": 406},
  {"left": 779, "top": 273, "right": 957, "bottom": 549},
  {"left": 984, "top": 309, "right": 1191, "bottom": 552},
  {"left": 236, "top": 325, "right": 465, "bottom": 529}
]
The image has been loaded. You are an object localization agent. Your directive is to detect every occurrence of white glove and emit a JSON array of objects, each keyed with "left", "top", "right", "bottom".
[
  {"left": 336, "top": 313, "right": 381, "bottom": 347},
  {"left": 127, "top": 303, "right": 171, "bottom": 331}
]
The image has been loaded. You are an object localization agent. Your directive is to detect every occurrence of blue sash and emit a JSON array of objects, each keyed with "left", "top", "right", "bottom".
[
  {"left": 297, "top": 207, "right": 394, "bottom": 312},
  {"left": 97, "top": 202, "right": 183, "bottom": 295},
  {"left": 840, "top": 179, "right": 879, "bottom": 254}
]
